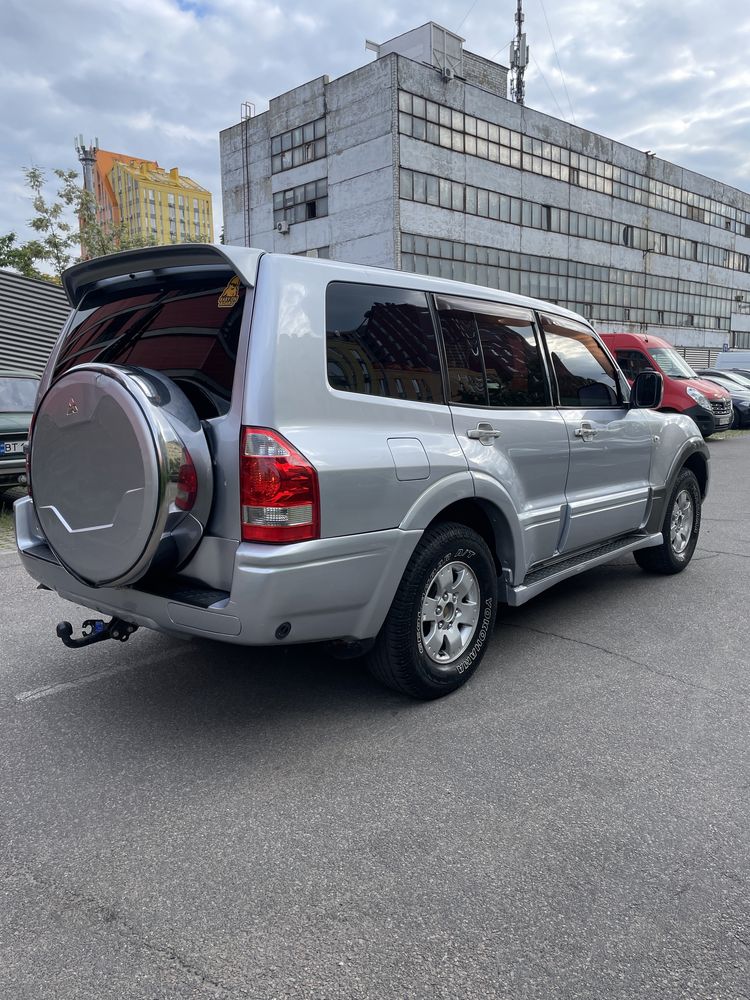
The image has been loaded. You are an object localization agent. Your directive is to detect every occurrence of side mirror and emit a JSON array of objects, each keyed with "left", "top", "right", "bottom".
[{"left": 631, "top": 370, "right": 663, "bottom": 409}]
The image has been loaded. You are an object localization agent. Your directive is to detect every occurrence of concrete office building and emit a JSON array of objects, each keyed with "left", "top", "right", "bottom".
[{"left": 220, "top": 22, "right": 750, "bottom": 352}]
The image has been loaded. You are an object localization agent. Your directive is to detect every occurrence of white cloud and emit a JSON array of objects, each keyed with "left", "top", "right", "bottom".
[{"left": 1, "top": 0, "right": 750, "bottom": 253}]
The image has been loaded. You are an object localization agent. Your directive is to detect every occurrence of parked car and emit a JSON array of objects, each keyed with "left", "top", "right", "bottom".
[
  {"left": 693, "top": 370, "right": 750, "bottom": 428},
  {"left": 600, "top": 332, "right": 733, "bottom": 437},
  {"left": 0, "top": 371, "right": 39, "bottom": 487},
  {"left": 16, "top": 246, "right": 709, "bottom": 699},
  {"left": 694, "top": 368, "right": 750, "bottom": 390}
]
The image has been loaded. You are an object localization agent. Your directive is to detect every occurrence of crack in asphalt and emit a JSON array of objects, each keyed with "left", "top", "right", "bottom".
[
  {"left": 0, "top": 859, "right": 247, "bottom": 998},
  {"left": 498, "top": 621, "right": 745, "bottom": 699},
  {"left": 699, "top": 547, "right": 750, "bottom": 559}
]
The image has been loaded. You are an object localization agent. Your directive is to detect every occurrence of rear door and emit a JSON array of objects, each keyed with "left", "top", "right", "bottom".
[
  {"left": 436, "top": 295, "right": 570, "bottom": 573},
  {"left": 540, "top": 313, "right": 654, "bottom": 553}
]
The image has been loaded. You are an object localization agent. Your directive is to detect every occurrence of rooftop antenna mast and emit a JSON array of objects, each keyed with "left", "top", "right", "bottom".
[
  {"left": 509, "top": 0, "right": 529, "bottom": 105},
  {"left": 75, "top": 135, "right": 99, "bottom": 193}
]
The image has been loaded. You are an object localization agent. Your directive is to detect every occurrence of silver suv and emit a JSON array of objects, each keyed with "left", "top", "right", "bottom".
[{"left": 16, "top": 245, "right": 709, "bottom": 699}]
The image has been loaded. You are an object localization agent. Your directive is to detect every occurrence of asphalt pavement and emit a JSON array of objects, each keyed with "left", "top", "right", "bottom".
[{"left": 0, "top": 436, "right": 748, "bottom": 999}]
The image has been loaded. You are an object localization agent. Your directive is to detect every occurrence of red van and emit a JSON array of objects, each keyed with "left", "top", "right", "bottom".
[{"left": 601, "top": 332, "right": 733, "bottom": 437}]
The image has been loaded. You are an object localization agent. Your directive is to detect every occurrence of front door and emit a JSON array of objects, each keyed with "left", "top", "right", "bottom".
[{"left": 540, "top": 313, "right": 654, "bottom": 553}]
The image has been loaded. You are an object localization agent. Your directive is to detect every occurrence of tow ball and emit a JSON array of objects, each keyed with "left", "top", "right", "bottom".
[{"left": 56, "top": 617, "right": 139, "bottom": 649}]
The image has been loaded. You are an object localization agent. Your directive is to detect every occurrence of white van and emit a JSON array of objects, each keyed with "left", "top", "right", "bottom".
[{"left": 714, "top": 350, "right": 750, "bottom": 372}]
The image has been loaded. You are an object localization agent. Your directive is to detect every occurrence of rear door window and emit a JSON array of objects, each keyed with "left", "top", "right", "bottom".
[
  {"left": 436, "top": 296, "right": 550, "bottom": 407},
  {"left": 326, "top": 282, "right": 444, "bottom": 403},
  {"left": 53, "top": 269, "right": 247, "bottom": 417}
]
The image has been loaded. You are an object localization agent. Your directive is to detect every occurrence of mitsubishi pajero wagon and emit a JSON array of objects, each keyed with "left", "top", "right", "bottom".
[{"left": 16, "top": 244, "right": 709, "bottom": 699}]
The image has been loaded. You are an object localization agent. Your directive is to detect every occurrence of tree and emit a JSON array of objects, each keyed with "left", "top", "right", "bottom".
[
  {"left": 0, "top": 232, "right": 49, "bottom": 280},
  {"left": 24, "top": 167, "right": 82, "bottom": 279}
]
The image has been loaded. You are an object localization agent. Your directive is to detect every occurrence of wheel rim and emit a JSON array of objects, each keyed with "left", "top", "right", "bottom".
[
  {"left": 420, "top": 560, "right": 480, "bottom": 665},
  {"left": 670, "top": 489, "right": 694, "bottom": 554}
]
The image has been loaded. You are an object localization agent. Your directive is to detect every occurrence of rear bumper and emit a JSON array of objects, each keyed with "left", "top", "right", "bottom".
[{"left": 14, "top": 495, "right": 419, "bottom": 645}]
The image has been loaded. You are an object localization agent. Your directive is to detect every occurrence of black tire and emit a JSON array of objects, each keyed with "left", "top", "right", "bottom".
[
  {"left": 634, "top": 468, "right": 701, "bottom": 575},
  {"left": 366, "top": 522, "right": 498, "bottom": 699}
]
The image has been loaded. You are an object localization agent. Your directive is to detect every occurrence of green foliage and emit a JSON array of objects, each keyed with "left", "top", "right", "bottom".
[{"left": 0, "top": 232, "right": 49, "bottom": 280}]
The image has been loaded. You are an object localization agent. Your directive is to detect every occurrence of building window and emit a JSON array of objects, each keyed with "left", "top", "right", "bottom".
[
  {"left": 399, "top": 231, "right": 734, "bottom": 335},
  {"left": 273, "top": 178, "right": 328, "bottom": 227},
  {"left": 271, "top": 117, "right": 326, "bottom": 173},
  {"left": 397, "top": 89, "right": 750, "bottom": 239}
]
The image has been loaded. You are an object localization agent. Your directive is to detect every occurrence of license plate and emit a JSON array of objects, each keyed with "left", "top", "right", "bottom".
[
  {"left": 0, "top": 441, "right": 25, "bottom": 455},
  {"left": 717, "top": 416, "right": 731, "bottom": 427}
]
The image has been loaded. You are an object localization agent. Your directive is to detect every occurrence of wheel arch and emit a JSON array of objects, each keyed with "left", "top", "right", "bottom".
[
  {"left": 425, "top": 497, "right": 518, "bottom": 580},
  {"left": 682, "top": 451, "right": 708, "bottom": 499}
]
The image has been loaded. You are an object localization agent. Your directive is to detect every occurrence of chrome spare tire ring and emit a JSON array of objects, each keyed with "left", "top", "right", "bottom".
[
  {"left": 420, "top": 560, "right": 480, "bottom": 665},
  {"left": 670, "top": 488, "right": 694, "bottom": 555}
]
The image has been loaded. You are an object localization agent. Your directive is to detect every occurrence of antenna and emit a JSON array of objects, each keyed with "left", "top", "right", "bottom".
[
  {"left": 509, "top": 0, "right": 529, "bottom": 105},
  {"left": 74, "top": 135, "right": 99, "bottom": 193}
]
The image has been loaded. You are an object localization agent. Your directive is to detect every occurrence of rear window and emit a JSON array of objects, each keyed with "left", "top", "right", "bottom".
[
  {"left": 54, "top": 269, "right": 247, "bottom": 417},
  {"left": 0, "top": 377, "right": 39, "bottom": 412}
]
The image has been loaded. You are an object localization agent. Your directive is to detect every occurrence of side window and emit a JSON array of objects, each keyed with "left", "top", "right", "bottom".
[
  {"left": 326, "top": 282, "right": 444, "bottom": 403},
  {"left": 435, "top": 299, "right": 487, "bottom": 406},
  {"left": 541, "top": 314, "right": 621, "bottom": 407},
  {"left": 616, "top": 350, "right": 652, "bottom": 380},
  {"left": 436, "top": 296, "right": 550, "bottom": 407}
]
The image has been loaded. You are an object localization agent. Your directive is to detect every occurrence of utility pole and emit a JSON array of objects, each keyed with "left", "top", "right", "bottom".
[{"left": 509, "top": 0, "right": 529, "bottom": 105}]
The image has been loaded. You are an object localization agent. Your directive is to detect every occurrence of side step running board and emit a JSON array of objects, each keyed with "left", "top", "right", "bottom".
[{"left": 504, "top": 532, "right": 662, "bottom": 607}]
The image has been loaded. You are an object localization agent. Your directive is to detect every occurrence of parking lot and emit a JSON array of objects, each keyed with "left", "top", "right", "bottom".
[{"left": 0, "top": 434, "right": 748, "bottom": 1000}]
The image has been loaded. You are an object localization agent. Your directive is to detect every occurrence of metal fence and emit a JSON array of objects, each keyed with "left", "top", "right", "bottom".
[{"left": 0, "top": 269, "right": 70, "bottom": 375}]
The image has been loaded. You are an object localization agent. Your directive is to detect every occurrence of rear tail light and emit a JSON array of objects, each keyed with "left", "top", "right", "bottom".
[
  {"left": 175, "top": 449, "right": 198, "bottom": 511},
  {"left": 240, "top": 427, "right": 319, "bottom": 543}
]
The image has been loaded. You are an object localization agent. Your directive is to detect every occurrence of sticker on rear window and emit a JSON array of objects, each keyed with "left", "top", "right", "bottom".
[{"left": 218, "top": 276, "right": 241, "bottom": 308}]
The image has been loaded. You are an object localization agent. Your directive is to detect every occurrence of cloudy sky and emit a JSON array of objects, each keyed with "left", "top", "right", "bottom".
[{"left": 2, "top": 0, "right": 749, "bottom": 248}]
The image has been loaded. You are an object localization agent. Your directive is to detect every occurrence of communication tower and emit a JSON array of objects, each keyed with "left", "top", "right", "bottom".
[{"left": 509, "top": 0, "right": 529, "bottom": 105}]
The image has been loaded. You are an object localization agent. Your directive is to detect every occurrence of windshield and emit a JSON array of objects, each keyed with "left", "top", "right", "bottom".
[
  {"left": 0, "top": 376, "right": 39, "bottom": 411},
  {"left": 703, "top": 374, "right": 750, "bottom": 394},
  {"left": 718, "top": 371, "right": 750, "bottom": 389},
  {"left": 647, "top": 347, "right": 696, "bottom": 378}
]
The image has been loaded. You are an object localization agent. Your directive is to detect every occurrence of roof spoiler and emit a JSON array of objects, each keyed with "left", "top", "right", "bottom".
[{"left": 62, "top": 243, "right": 265, "bottom": 308}]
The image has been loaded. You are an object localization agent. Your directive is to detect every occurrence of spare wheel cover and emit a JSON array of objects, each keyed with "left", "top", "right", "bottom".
[{"left": 31, "top": 364, "right": 213, "bottom": 587}]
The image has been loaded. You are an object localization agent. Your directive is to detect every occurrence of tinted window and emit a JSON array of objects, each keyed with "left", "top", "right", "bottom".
[
  {"left": 615, "top": 350, "right": 654, "bottom": 380},
  {"left": 326, "top": 282, "right": 443, "bottom": 403},
  {"left": 541, "top": 315, "right": 621, "bottom": 406},
  {"left": 436, "top": 301, "right": 487, "bottom": 406},
  {"left": 437, "top": 296, "right": 549, "bottom": 407},
  {"left": 54, "top": 270, "right": 247, "bottom": 416}
]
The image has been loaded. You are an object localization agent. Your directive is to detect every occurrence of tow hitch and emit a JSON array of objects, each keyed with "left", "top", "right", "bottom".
[{"left": 56, "top": 617, "right": 139, "bottom": 649}]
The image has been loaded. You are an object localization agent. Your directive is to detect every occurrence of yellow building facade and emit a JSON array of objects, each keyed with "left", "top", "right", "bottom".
[{"left": 91, "top": 149, "right": 214, "bottom": 245}]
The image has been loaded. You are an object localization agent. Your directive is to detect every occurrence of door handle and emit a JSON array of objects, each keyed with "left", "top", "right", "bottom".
[
  {"left": 574, "top": 422, "right": 597, "bottom": 442},
  {"left": 467, "top": 423, "right": 502, "bottom": 444}
]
